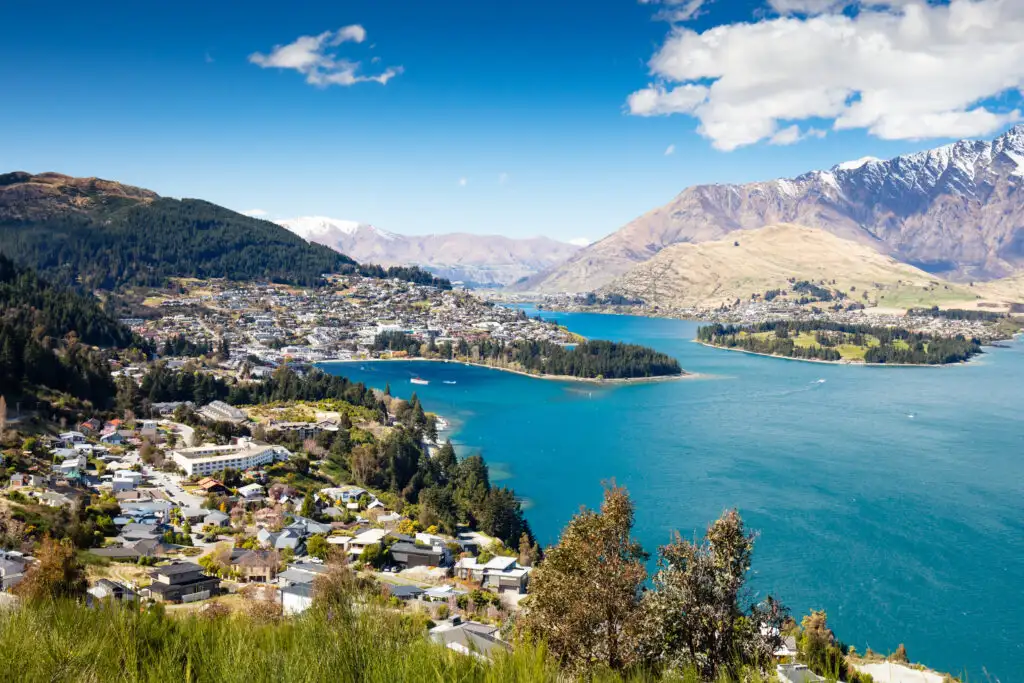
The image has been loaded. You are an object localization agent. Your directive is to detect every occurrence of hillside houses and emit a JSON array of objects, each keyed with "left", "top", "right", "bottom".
[{"left": 133, "top": 275, "right": 574, "bottom": 367}]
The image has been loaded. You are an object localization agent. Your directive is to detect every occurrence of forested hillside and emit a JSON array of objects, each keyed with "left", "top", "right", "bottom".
[
  {"left": 0, "top": 254, "right": 142, "bottom": 405},
  {"left": 0, "top": 173, "right": 450, "bottom": 290},
  {"left": 374, "top": 332, "right": 683, "bottom": 379}
]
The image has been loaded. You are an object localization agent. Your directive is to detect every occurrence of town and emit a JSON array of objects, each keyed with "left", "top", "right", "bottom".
[
  {"left": 2, "top": 400, "right": 532, "bottom": 660},
  {"left": 127, "top": 275, "right": 574, "bottom": 367}
]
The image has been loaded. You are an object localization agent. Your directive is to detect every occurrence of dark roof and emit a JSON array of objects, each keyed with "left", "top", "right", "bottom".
[
  {"left": 235, "top": 550, "right": 279, "bottom": 567},
  {"left": 391, "top": 542, "right": 442, "bottom": 557},
  {"left": 388, "top": 584, "right": 424, "bottom": 599},
  {"left": 282, "top": 583, "right": 313, "bottom": 599},
  {"left": 156, "top": 562, "right": 203, "bottom": 577}
]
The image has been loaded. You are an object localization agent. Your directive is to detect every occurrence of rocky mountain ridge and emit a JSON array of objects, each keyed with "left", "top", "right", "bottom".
[
  {"left": 280, "top": 216, "right": 582, "bottom": 287},
  {"left": 521, "top": 125, "right": 1024, "bottom": 294}
]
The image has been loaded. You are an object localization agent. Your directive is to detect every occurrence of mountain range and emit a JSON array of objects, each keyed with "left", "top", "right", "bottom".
[
  {"left": 521, "top": 125, "right": 1024, "bottom": 296},
  {"left": 279, "top": 216, "right": 582, "bottom": 287}
]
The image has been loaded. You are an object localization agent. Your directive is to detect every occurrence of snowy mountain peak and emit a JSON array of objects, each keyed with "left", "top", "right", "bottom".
[
  {"left": 278, "top": 216, "right": 364, "bottom": 241},
  {"left": 277, "top": 216, "right": 404, "bottom": 243},
  {"left": 835, "top": 156, "right": 881, "bottom": 171}
]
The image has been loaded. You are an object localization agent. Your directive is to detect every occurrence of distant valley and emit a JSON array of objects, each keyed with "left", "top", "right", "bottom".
[
  {"left": 520, "top": 125, "right": 1024, "bottom": 304},
  {"left": 279, "top": 216, "right": 582, "bottom": 287}
]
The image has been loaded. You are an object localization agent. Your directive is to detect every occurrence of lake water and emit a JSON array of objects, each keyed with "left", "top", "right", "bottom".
[{"left": 322, "top": 309, "right": 1024, "bottom": 679}]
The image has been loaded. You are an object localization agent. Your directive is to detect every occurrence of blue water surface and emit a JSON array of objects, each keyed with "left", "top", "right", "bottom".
[{"left": 322, "top": 310, "right": 1024, "bottom": 680}]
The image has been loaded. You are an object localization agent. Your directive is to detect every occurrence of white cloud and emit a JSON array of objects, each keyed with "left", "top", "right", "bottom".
[
  {"left": 568, "top": 238, "right": 593, "bottom": 247},
  {"left": 664, "top": 143, "right": 676, "bottom": 155},
  {"left": 627, "top": 0, "right": 1024, "bottom": 150},
  {"left": 640, "top": 0, "right": 712, "bottom": 23},
  {"left": 498, "top": 172, "right": 510, "bottom": 184},
  {"left": 458, "top": 177, "right": 468, "bottom": 187},
  {"left": 240, "top": 209, "right": 269, "bottom": 218},
  {"left": 767, "top": 0, "right": 851, "bottom": 14},
  {"left": 249, "top": 26, "right": 402, "bottom": 87}
]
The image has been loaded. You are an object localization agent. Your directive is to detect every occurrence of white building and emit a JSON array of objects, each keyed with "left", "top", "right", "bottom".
[
  {"left": 112, "top": 470, "right": 143, "bottom": 492},
  {"left": 197, "top": 401, "right": 248, "bottom": 425},
  {"left": 170, "top": 440, "right": 290, "bottom": 477}
]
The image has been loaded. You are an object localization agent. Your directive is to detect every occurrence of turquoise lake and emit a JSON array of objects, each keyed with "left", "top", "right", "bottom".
[{"left": 323, "top": 309, "right": 1024, "bottom": 679}]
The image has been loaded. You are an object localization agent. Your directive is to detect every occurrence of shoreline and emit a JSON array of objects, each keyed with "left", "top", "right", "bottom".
[
  {"left": 320, "top": 356, "right": 696, "bottom": 384},
  {"left": 693, "top": 340, "right": 978, "bottom": 368}
]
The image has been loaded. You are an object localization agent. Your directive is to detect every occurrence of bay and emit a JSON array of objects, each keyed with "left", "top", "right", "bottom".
[{"left": 322, "top": 309, "right": 1024, "bottom": 679}]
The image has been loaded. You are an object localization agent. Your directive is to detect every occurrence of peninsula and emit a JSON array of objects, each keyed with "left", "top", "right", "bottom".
[
  {"left": 696, "top": 320, "right": 983, "bottom": 365},
  {"left": 369, "top": 332, "right": 684, "bottom": 381}
]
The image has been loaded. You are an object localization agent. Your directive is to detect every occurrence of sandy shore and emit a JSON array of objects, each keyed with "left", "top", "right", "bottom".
[
  {"left": 693, "top": 340, "right": 977, "bottom": 368},
  {"left": 320, "top": 356, "right": 696, "bottom": 384}
]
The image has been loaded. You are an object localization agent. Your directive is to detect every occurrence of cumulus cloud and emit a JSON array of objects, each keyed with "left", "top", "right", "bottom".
[
  {"left": 568, "top": 237, "right": 593, "bottom": 247},
  {"left": 240, "top": 208, "right": 269, "bottom": 218},
  {"left": 249, "top": 26, "right": 402, "bottom": 87},
  {"left": 627, "top": 0, "right": 1024, "bottom": 150},
  {"left": 640, "top": 0, "right": 712, "bottom": 23},
  {"left": 664, "top": 143, "right": 676, "bottom": 155}
]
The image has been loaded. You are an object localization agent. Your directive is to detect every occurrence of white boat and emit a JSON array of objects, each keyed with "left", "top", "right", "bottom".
[{"left": 410, "top": 377, "right": 429, "bottom": 386}]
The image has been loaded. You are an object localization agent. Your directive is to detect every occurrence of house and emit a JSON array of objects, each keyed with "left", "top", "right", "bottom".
[
  {"left": 254, "top": 506, "right": 284, "bottom": 529},
  {"left": 8, "top": 473, "right": 29, "bottom": 489},
  {"left": 257, "top": 527, "right": 305, "bottom": 554},
  {"left": 777, "top": 664, "right": 826, "bottom": 683},
  {"left": 144, "top": 562, "right": 220, "bottom": 603},
  {"left": 138, "top": 421, "right": 158, "bottom": 439},
  {"left": 36, "top": 491, "right": 73, "bottom": 508},
  {"left": 279, "top": 583, "right": 313, "bottom": 615},
  {"left": 120, "top": 523, "right": 167, "bottom": 542},
  {"left": 343, "top": 528, "right": 389, "bottom": 561},
  {"left": 203, "top": 510, "right": 230, "bottom": 528},
  {"left": 79, "top": 419, "right": 102, "bottom": 434},
  {"left": 59, "top": 431, "right": 87, "bottom": 445},
  {"left": 277, "top": 562, "right": 327, "bottom": 587},
  {"left": 100, "top": 431, "right": 126, "bottom": 446},
  {"left": 0, "top": 551, "right": 30, "bottom": 592},
  {"left": 429, "top": 617, "right": 511, "bottom": 661},
  {"left": 238, "top": 483, "right": 264, "bottom": 499},
  {"left": 196, "top": 477, "right": 228, "bottom": 495},
  {"left": 55, "top": 454, "right": 88, "bottom": 478},
  {"left": 317, "top": 485, "right": 367, "bottom": 506},
  {"left": 86, "top": 579, "right": 138, "bottom": 605},
  {"left": 233, "top": 550, "right": 280, "bottom": 583},
  {"left": 422, "top": 585, "right": 466, "bottom": 602},
  {"left": 775, "top": 635, "right": 799, "bottom": 659},
  {"left": 91, "top": 538, "right": 170, "bottom": 562},
  {"left": 284, "top": 516, "right": 332, "bottom": 537},
  {"left": 454, "top": 556, "right": 531, "bottom": 594},
  {"left": 111, "top": 470, "right": 143, "bottom": 492},
  {"left": 390, "top": 542, "right": 445, "bottom": 569},
  {"left": 178, "top": 507, "right": 207, "bottom": 524},
  {"left": 385, "top": 584, "right": 424, "bottom": 601}
]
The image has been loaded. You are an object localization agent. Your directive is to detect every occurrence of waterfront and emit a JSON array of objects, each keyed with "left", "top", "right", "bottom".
[{"left": 323, "top": 309, "right": 1024, "bottom": 680}]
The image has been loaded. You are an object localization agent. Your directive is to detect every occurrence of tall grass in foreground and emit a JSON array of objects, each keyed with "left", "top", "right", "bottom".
[{"left": 0, "top": 600, "right": 767, "bottom": 683}]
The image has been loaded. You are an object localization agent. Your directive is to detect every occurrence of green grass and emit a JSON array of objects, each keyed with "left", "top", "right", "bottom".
[{"left": 0, "top": 600, "right": 766, "bottom": 683}]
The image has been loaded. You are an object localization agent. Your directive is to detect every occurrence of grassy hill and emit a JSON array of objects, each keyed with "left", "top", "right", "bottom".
[{"left": 601, "top": 223, "right": 1002, "bottom": 312}]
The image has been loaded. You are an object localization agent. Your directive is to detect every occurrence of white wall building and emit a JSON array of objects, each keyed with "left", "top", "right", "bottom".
[{"left": 170, "top": 440, "right": 290, "bottom": 477}]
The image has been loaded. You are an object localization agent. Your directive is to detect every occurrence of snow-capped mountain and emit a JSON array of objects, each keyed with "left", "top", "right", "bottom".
[
  {"left": 278, "top": 217, "right": 583, "bottom": 287},
  {"left": 521, "top": 125, "right": 1024, "bottom": 293}
]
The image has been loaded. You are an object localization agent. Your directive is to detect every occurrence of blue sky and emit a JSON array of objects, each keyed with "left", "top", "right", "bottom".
[{"left": 2, "top": 0, "right": 1022, "bottom": 242}]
